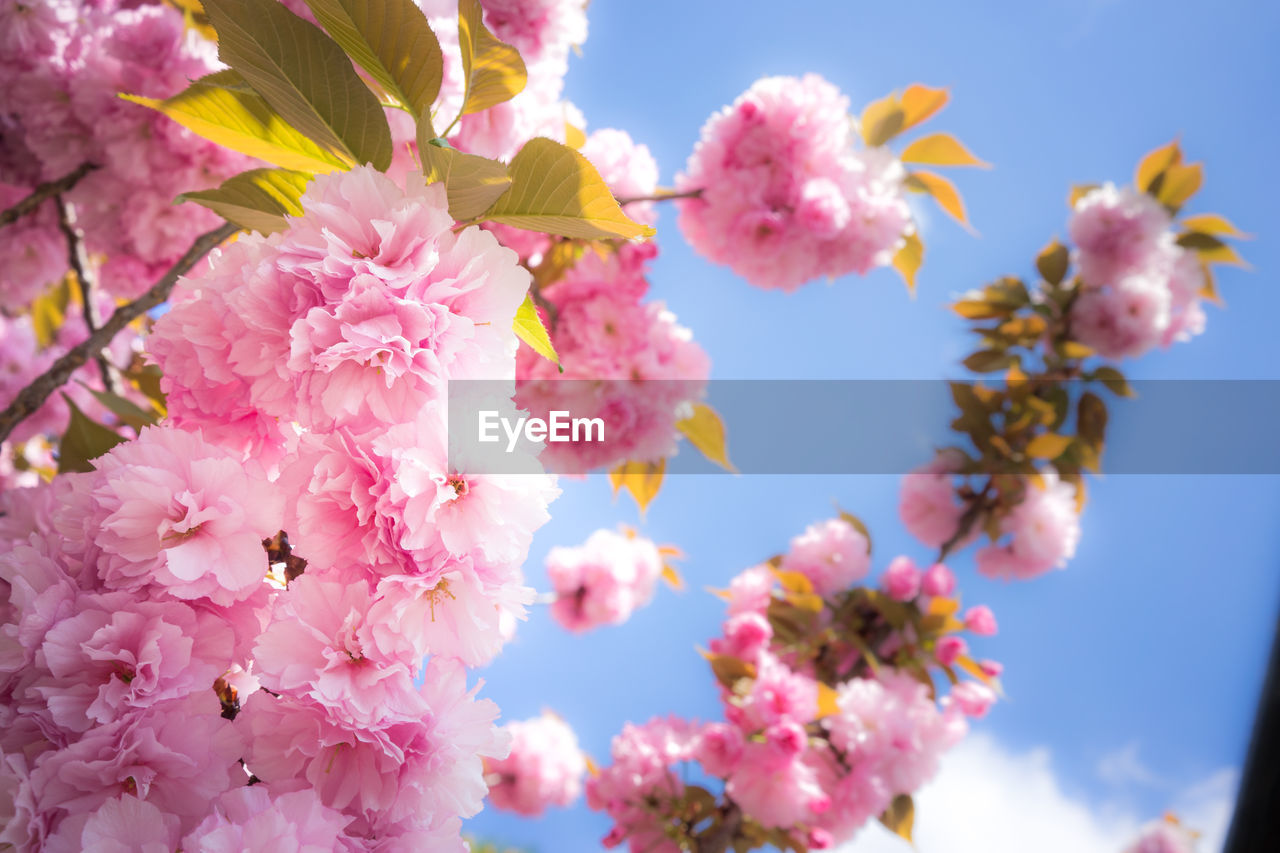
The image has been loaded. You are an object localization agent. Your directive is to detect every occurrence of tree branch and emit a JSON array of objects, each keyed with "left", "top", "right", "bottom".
[
  {"left": 55, "top": 195, "right": 115, "bottom": 393},
  {"left": 937, "top": 479, "right": 994, "bottom": 562},
  {"left": 694, "top": 801, "right": 742, "bottom": 853},
  {"left": 0, "top": 163, "right": 98, "bottom": 229},
  {"left": 0, "top": 221, "right": 239, "bottom": 444},
  {"left": 615, "top": 187, "right": 703, "bottom": 206}
]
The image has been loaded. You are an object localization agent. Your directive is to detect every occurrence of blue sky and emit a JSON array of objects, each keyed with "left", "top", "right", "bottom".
[{"left": 468, "top": 1, "right": 1280, "bottom": 849}]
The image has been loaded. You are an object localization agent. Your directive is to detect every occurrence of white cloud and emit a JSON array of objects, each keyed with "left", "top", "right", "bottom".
[
  {"left": 1097, "top": 742, "right": 1162, "bottom": 788},
  {"left": 841, "top": 734, "right": 1235, "bottom": 853}
]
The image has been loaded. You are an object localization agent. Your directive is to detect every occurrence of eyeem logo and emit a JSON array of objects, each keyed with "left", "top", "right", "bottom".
[{"left": 478, "top": 410, "right": 605, "bottom": 452}]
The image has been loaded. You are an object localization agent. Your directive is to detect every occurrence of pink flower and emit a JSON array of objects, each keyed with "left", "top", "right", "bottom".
[
  {"left": 181, "top": 786, "right": 352, "bottom": 853},
  {"left": 920, "top": 563, "right": 956, "bottom": 598},
  {"left": 1071, "top": 268, "right": 1172, "bottom": 360},
  {"left": 695, "top": 722, "right": 743, "bottom": 778},
  {"left": 733, "top": 653, "right": 819, "bottom": 732},
  {"left": 711, "top": 611, "right": 772, "bottom": 662},
  {"left": 726, "top": 723, "right": 833, "bottom": 828},
  {"left": 935, "top": 635, "right": 967, "bottom": 666},
  {"left": 252, "top": 574, "right": 424, "bottom": 726},
  {"left": 242, "top": 658, "right": 505, "bottom": 831},
  {"left": 546, "top": 528, "right": 664, "bottom": 632},
  {"left": 485, "top": 712, "right": 586, "bottom": 816},
  {"left": 1123, "top": 819, "right": 1197, "bottom": 853},
  {"left": 779, "top": 518, "right": 870, "bottom": 597},
  {"left": 881, "top": 556, "right": 922, "bottom": 601},
  {"left": 726, "top": 564, "right": 776, "bottom": 616},
  {"left": 31, "top": 592, "right": 234, "bottom": 734},
  {"left": 586, "top": 717, "right": 704, "bottom": 853},
  {"left": 1069, "top": 184, "right": 1170, "bottom": 287},
  {"left": 677, "top": 75, "right": 910, "bottom": 290},
  {"left": 899, "top": 452, "right": 968, "bottom": 548},
  {"left": 977, "top": 471, "right": 1081, "bottom": 580},
  {"left": 947, "top": 681, "right": 996, "bottom": 718},
  {"left": 84, "top": 425, "right": 283, "bottom": 606},
  {"left": 48, "top": 794, "right": 182, "bottom": 853},
  {"left": 963, "top": 605, "right": 998, "bottom": 636}
]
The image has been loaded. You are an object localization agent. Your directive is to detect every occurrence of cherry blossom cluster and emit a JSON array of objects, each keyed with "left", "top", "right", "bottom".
[
  {"left": 0, "top": 0, "right": 252, "bottom": 305},
  {"left": 676, "top": 74, "right": 912, "bottom": 292},
  {"left": 514, "top": 129, "right": 711, "bottom": 475},
  {"left": 587, "top": 516, "right": 1001, "bottom": 852},
  {"left": 0, "top": 165, "right": 559, "bottom": 850},
  {"left": 1122, "top": 817, "right": 1200, "bottom": 853},
  {"left": 1068, "top": 185, "right": 1207, "bottom": 360},
  {"left": 484, "top": 711, "right": 587, "bottom": 816},
  {"left": 545, "top": 527, "right": 668, "bottom": 632}
]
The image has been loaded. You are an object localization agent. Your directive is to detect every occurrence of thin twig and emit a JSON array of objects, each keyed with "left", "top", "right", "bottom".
[
  {"left": 615, "top": 187, "right": 703, "bottom": 206},
  {"left": 694, "top": 801, "right": 742, "bottom": 853},
  {"left": 0, "top": 221, "right": 239, "bottom": 444},
  {"left": 55, "top": 195, "right": 115, "bottom": 393},
  {"left": 937, "top": 480, "right": 994, "bottom": 562},
  {"left": 0, "top": 163, "right": 98, "bottom": 229}
]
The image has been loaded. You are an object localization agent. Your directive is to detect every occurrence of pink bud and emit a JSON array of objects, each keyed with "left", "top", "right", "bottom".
[
  {"left": 765, "top": 721, "right": 807, "bottom": 759},
  {"left": 882, "top": 556, "right": 922, "bottom": 601},
  {"left": 979, "top": 659, "right": 1004, "bottom": 679},
  {"left": 721, "top": 611, "right": 772, "bottom": 660},
  {"left": 696, "top": 722, "right": 743, "bottom": 778},
  {"left": 936, "top": 635, "right": 967, "bottom": 666},
  {"left": 807, "top": 828, "right": 835, "bottom": 849},
  {"left": 921, "top": 562, "right": 956, "bottom": 597},
  {"left": 964, "top": 605, "right": 998, "bottom": 636},
  {"left": 950, "top": 681, "right": 997, "bottom": 718}
]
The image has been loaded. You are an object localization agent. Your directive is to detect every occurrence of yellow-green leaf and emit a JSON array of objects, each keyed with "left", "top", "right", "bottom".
[
  {"left": 1068, "top": 183, "right": 1100, "bottom": 208},
  {"left": 123, "top": 71, "right": 350, "bottom": 173},
  {"left": 1036, "top": 239, "right": 1070, "bottom": 285},
  {"left": 892, "top": 231, "right": 923, "bottom": 295},
  {"left": 30, "top": 278, "right": 72, "bottom": 349},
  {"left": 836, "top": 507, "right": 874, "bottom": 554},
  {"left": 859, "top": 91, "right": 905, "bottom": 147},
  {"left": 179, "top": 168, "right": 310, "bottom": 234},
  {"left": 900, "top": 132, "right": 989, "bottom": 168},
  {"left": 963, "top": 349, "right": 1015, "bottom": 373},
  {"left": 699, "top": 649, "right": 757, "bottom": 688},
  {"left": 513, "top": 294, "right": 558, "bottom": 365},
  {"left": 879, "top": 794, "right": 915, "bottom": 843},
  {"left": 564, "top": 121, "right": 586, "bottom": 149},
  {"left": 303, "top": 0, "right": 443, "bottom": 116},
  {"left": 675, "top": 403, "right": 735, "bottom": 472},
  {"left": 1025, "top": 432, "right": 1073, "bottom": 459},
  {"left": 202, "top": 0, "right": 392, "bottom": 169},
  {"left": 906, "top": 169, "right": 972, "bottom": 230},
  {"left": 1092, "top": 366, "right": 1134, "bottom": 398},
  {"left": 661, "top": 564, "right": 684, "bottom": 590},
  {"left": 457, "top": 0, "right": 527, "bottom": 116},
  {"left": 416, "top": 133, "right": 512, "bottom": 221},
  {"left": 57, "top": 394, "right": 127, "bottom": 474},
  {"left": 1180, "top": 213, "right": 1250, "bottom": 240},
  {"left": 899, "top": 83, "right": 949, "bottom": 131},
  {"left": 609, "top": 459, "right": 665, "bottom": 514},
  {"left": 771, "top": 568, "right": 815, "bottom": 596},
  {"left": 82, "top": 385, "right": 159, "bottom": 432},
  {"left": 1135, "top": 139, "right": 1181, "bottom": 193},
  {"left": 1156, "top": 162, "right": 1202, "bottom": 209},
  {"left": 816, "top": 682, "right": 841, "bottom": 719},
  {"left": 485, "top": 138, "right": 655, "bottom": 240}
]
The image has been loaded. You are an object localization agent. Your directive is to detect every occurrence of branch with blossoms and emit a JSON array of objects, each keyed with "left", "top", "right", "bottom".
[
  {"left": 585, "top": 514, "right": 1002, "bottom": 852},
  {"left": 899, "top": 140, "right": 1249, "bottom": 580}
]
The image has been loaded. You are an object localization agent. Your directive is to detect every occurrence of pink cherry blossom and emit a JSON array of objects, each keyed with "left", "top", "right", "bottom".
[
  {"left": 1069, "top": 184, "right": 1170, "bottom": 287},
  {"left": 780, "top": 517, "right": 870, "bottom": 597},
  {"left": 881, "top": 555, "right": 922, "bottom": 602},
  {"left": 545, "top": 528, "right": 664, "bottom": 632},
  {"left": 181, "top": 786, "right": 353, "bottom": 853},
  {"left": 486, "top": 712, "right": 586, "bottom": 816},
  {"left": 976, "top": 470, "right": 1081, "bottom": 580}
]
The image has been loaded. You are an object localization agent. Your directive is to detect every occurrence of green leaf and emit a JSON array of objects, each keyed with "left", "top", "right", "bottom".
[
  {"left": 906, "top": 169, "right": 973, "bottom": 230},
  {"left": 202, "top": 0, "right": 392, "bottom": 169},
  {"left": 513, "top": 294, "right": 558, "bottom": 365},
  {"left": 179, "top": 168, "right": 311, "bottom": 234},
  {"left": 675, "top": 403, "right": 735, "bottom": 472},
  {"left": 457, "top": 0, "right": 527, "bottom": 116},
  {"left": 859, "top": 91, "right": 906, "bottom": 146},
  {"left": 81, "top": 384, "right": 160, "bottom": 432},
  {"left": 57, "top": 394, "right": 127, "bottom": 474},
  {"left": 123, "top": 70, "right": 350, "bottom": 173},
  {"left": 416, "top": 116, "right": 513, "bottom": 220},
  {"left": 836, "top": 507, "right": 873, "bottom": 555},
  {"left": 1180, "top": 213, "right": 1250, "bottom": 240},
  {"left": 303, "top": 0, "right": 443, "bottom": 116},
  {"left": 963, "top": 349, "right": 1016, "bottom": 373},
  {"left": 485, "top": 138, "right": 656, "bottom": 240},
  {"left": 1135, "top": 139, "right": 1182, "bottom": 194}
]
